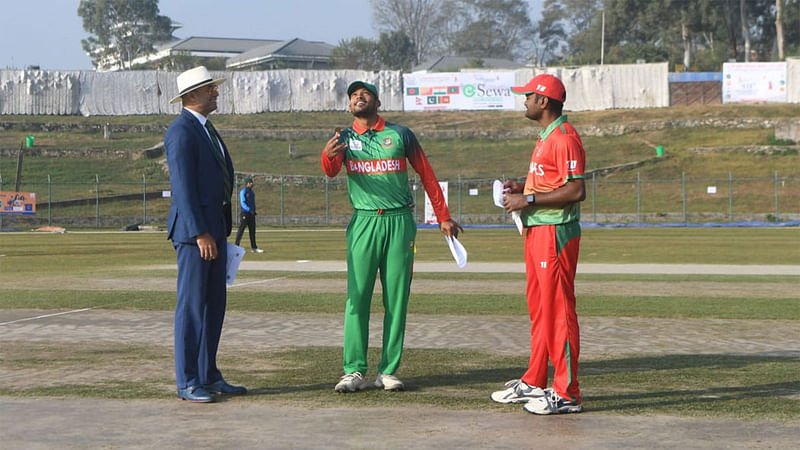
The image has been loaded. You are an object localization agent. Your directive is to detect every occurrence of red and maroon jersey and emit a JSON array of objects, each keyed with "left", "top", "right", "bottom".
[{"left": 522, "top": 115, "right": 586, "bottom": 226}]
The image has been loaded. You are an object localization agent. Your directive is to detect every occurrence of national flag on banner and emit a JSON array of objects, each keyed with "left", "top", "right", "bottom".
[
  {"left": 447, "top": 86, "right": 459, "bottom": 94},
  {"left": 427, "top": 96, "right": 438, "bottom": 104},
  {"left": 440, "top": 96, "right": 451, "bottom": 104},
  {"left": 406, "top": 87, "right": 419, "bottom": 95}
]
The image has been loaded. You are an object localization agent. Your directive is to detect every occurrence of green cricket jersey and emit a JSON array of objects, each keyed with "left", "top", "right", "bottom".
[{"left": 321, "top": 116, "right": 451, "bottom": 221}]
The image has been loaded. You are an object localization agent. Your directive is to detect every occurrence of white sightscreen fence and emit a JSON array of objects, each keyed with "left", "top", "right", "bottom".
[
  {"left": 0, "top": 69, "right": 403, "bottom": 115},
  {"left": 1, "top": 61, "right": 798, "bottom": 115},
  {"left": 0, "top": 64, "right": 669, "bottom": 115}
]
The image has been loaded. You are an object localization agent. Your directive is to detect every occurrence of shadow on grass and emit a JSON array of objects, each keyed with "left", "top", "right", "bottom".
[
  {"left": 585, "top": 381, "right": 800, "bottom": 412},
  {"left": 581, "top": 353, "right": 800, "bottom": 373},
  {"left": 389, "top": 352, "right": 799, "bottom": 415},
  {"left": 3, "top": 345, "right": 797, "bottom": 419},
  {"left": 246, "top": 383, "right": 332, "bottom": 396},
  {"left": 245, "top": 349, "right": 799, "bottom": 395}
]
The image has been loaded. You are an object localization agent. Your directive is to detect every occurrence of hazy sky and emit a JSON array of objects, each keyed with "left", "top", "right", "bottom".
[{"left": 0, "top": 0, "right": 544, "bottom": 70}]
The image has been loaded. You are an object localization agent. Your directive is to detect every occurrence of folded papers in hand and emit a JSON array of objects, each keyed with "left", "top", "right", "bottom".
[
  {"left": 493, "top": 179, "right": 523, "bottom": 235},
  {"left": 444, "top": 235, "right": 468, "bottom": 268},
  {"left": 226, "top": 243, "right": 245, "bottom": 285}
]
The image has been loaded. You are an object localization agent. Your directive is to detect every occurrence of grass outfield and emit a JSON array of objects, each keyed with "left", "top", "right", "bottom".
[
  {"left": 2, "top": 226, "right": 799, "bottom": 265},
  {"left": 1, "top": 227, "right": 798, "bottom": 316},
  {"left": 2, "top": 104, "right": 799, "bottom": 224},
  {"left": 0, "top": 227, "right": 798, "bottom": 420}
]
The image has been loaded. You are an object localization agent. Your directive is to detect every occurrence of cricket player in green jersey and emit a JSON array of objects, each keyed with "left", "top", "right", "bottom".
[{"left": 322, "top": 81, "right": 462, "bottom": 393}]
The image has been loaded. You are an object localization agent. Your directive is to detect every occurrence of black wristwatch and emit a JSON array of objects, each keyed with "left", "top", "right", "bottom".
[{"left": 526, "top": 194, "right": 536, "bottom": 206}]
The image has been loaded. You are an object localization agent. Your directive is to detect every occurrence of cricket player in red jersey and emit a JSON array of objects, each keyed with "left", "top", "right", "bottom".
[
  {"left": 490, "top": 74, "right": 586, "bottom": 414},
  {"left": 321, "top": 81, "right": 462, "bottom": 393}
]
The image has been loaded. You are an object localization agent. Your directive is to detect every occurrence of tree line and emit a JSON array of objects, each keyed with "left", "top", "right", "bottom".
[
  {"left": 538, "top": 0, "right": 799, "bottom": 71},
  {"left": 78, "top": 0, "right": 798, "bottom": 72}
]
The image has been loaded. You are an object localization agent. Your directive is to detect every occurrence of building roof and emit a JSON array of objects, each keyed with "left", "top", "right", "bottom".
[
  {"left": 226, "top": 38, "right": 334, "bottom": 69},
  {"left": 156, "top": 36, "right": 282, "bottom": 54},
  {"left": 413, "top": 56, "right": 524, "bottom": 72}
]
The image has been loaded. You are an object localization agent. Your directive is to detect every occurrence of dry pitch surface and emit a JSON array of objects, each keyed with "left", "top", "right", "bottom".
[{"left": 1, "top": 262, "right": 798, "bottom": 449}]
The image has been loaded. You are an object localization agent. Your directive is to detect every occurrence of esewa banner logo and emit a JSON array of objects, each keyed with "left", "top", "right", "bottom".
[{"left": 403, "top": 72, "right": 516, "bottom": 111}]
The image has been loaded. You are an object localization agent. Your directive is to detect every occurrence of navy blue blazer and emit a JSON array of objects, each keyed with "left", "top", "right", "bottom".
[{"left": 165, "top": 109, "right": 235, "bottom": 244}]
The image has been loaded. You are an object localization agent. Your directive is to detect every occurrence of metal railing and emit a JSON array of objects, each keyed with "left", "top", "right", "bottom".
[{"left": 1, "top": 172, "right": 798, "bottom": 230}]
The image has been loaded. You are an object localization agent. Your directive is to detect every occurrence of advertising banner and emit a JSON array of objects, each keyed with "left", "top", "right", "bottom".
[
  {"left": 722, "top": 62, "right": 787, "bottom": 103},
  {"left": 424, "top": 182, "right": 448, "bottom": 224},
  {"left": 1, "top": 191, "right": 36, "bottom": 215},
  {"left": 403, "top": 72, "right": 516, "bottom": 111}
]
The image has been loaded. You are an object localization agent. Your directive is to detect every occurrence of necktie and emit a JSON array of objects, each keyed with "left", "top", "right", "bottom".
[{"left": 204, "top": 120, "right": 232, "bottom": 199}]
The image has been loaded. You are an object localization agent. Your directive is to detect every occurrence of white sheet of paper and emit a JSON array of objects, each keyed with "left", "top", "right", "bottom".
[
  {"left": 492, "top": 179, "right": 505, "bottom": 208},
  {"left": 511, "top": 211, "right": 523, "bottom": 235},
  {"left": 494, "top": 179, "right": 524, "bottom": 235},
  {"left": 226, "top": 243, "right": 246, "bottom": 286},
  {"left": 445, "top": 235, "right": 468, "bottom": 268}
]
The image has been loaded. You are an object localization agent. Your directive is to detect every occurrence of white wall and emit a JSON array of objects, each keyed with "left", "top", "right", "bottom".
[
  {"left": 0, "top": 70, "right": 81, "bottom": 115},
  {"left": 787, "top": 58, "right": 800, "bottom": 104},
  {"left": 514, "top": 62, "right": 670, "bottom": 111},
  {"left": 1, "top": 61, "right": 796, "bottom": 116}
]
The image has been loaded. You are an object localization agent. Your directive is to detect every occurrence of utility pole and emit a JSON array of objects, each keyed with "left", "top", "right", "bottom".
[
  {"left": 14, "top": 140, "right": 23, "bottom": 192},
  {"left": 776, "top": 0, "right": 784, "bottom": 60},
  {"left": 600, "top": 9, "right": 605, "bottom": 65},
  {"left": 741, "top": 0, "right": 751, "bottom": 62}
]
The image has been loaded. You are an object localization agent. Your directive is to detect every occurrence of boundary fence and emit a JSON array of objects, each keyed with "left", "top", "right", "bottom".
[{"left": 1, "top": 172, "right": 798, "bottom": 230}]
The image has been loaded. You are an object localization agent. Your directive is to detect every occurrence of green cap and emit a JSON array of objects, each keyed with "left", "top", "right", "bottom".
[
  {"left": 244, "top": 177, "right": 253, "bottom": 184},
  {"left": 347, "top": 81, "right": 378, "bottom": 99}
]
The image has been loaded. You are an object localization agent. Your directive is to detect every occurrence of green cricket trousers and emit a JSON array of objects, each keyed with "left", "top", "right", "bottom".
[{"left": 343, "top": 207, "right": 416, "bottom": 376}]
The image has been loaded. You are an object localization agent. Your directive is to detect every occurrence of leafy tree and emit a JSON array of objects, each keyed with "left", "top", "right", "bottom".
[
  {"left": 742, "top": 0, "right": 800, "bottom": 61},
  {"left": 376, "top": 31, "right": 417, "bottom": 71},
  {"left": 534, "top": 1, "right": 569, "bottom": 65},
  {"left": 330, "top": 32, "right": 416, "bottom": 71},
  {"left": 781, "top": 0, "right": 800, "bottom": 57},
  {"left": 371, "top": 0, "right": 537, "bottom": 65},
  {"left": 78, "top": 0, "right": 173, "bottom": 71},
  {"left": 440, "top": 0, "right": 536, "bottom": 62},
  {"left": 370, "top": 0, "right": 442, "bottom": 64},
  {"left": 537, "top": 0, "right": 603, "bottom": 65},
  {"left": 467, "top": 57, "right": 486, "bottom": 68},
  {"left": 330, "top": 37, "right": 381, "bottom": 70},
  {"left": 542, "top": 0, "right": 800, "bottom": 70}
]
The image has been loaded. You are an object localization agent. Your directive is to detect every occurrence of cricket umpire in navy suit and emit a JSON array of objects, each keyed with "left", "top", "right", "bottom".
[{"left": 165, "top": 66, "right": 246, "bottom": 403}]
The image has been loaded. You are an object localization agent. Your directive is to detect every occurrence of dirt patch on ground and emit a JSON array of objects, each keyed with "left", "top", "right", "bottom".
[
  {"left": 7, "top": 274, "right": 797, "bottom": 300},
  {"left": 0, "top": 340, "right": 281, "bottom": 392},
  {"left": 3, "top": 308, "right": 798, "bottom": 390}
]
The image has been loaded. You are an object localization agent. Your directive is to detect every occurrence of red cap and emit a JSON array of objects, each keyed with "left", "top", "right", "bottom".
[{"left": 511, "top": 74, "right": 566, "bottom": 102}]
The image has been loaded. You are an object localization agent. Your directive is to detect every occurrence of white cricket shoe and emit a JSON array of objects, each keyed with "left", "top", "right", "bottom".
[
  {"left": 334, "top": 372, "right": 369, "bottom": 393},
  {"left": 523, "top": 388, "right": 583, "bottom": 414},
  {"left": 251, "top": 248, "right": 264, "bottom": 253},
  {"left": 376, "top": 373, "right": 405, "bottom": 391},
  {"left": 490, "top": 379, "right": 546, "bottom": 404}
]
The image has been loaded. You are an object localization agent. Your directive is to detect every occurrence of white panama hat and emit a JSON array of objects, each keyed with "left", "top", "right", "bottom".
[{"left": 169, "top": 66, "right": 225, "bottom": 104}]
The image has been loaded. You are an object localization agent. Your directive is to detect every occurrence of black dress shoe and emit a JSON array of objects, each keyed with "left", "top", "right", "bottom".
[
  {"left": 177, "top": 385, "right": 214, "bottom": 403},
  {"left": 205, "top": 379, "right": 247, "bottom": 395}
]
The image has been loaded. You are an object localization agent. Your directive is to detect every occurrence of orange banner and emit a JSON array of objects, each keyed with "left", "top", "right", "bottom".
[{"left": 1, "top": 191, "right": 36, "bottom": 215}]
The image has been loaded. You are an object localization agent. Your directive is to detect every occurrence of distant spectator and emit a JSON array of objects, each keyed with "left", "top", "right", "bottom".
[{"left": 235, "top": 177, "right": 263, "bottom": 253}]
